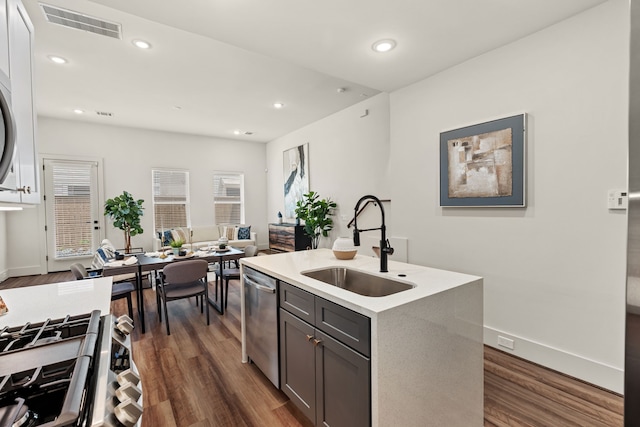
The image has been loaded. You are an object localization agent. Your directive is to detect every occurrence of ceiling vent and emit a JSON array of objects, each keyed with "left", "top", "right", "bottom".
[
  {"left": 244, "top": 131, "right": 254, "bottom": 136},
  {"left": 96, "top": 111, "right": 113, "bottom": 117},
  {"left": 40, "top": 3, "right": 122, "bottom": 39}
]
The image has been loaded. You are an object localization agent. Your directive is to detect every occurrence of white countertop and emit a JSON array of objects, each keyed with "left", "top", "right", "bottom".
[
  {"left": 0, "top": 277, "right": 113, "bottom": 327},
  {"left": 241, "top": 248, "right": 481, "bottom": 317}
]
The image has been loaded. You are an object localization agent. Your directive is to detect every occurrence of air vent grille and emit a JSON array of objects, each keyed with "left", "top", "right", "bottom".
[
  {"left": 96, "top": 111, "right": 113, "bottom": 117},
  {"left": 40, "top": 3, "right": 121, "bottom": 39}
]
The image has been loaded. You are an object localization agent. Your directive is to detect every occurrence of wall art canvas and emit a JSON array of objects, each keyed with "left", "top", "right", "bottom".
[
  {"left": 283, "top": 143, "right": 309, "bottom": 218},
  {"left": 440, "top": 114, "right": 526, "bottom": 207}
]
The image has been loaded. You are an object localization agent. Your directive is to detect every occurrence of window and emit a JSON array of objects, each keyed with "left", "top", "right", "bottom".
[
  {"left": 152, "top": 169, "right": 190, "bottom": 231},
  {"left": 213, "top": 172, "right": 244, "bottom": 224},
  {"left": 48, "top": 160, "right": 98, "bottom": 259}
]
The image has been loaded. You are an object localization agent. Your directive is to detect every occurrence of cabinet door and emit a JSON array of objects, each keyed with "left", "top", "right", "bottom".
[
  {"left": 315, "top": 329, "right": 370, "bottom": 427},
  {"left": 280, "top": 280, "right": 315, "bottom": 324},
  {"left": 280, "top": 308, "right": 316, "bottom": 422},
  {"left": 315, "top": 297, "right": 371, "bottom": 357},
  {"left": 8, "top": 0, "right": 38, "bottom": 203},
  {"left": 0, "top": 0, "right": 8, "bottom": 80}
]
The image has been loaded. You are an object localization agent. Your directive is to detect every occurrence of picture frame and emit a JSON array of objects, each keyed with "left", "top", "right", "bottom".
[
  {"left": 440, "top": 114, "right": 526, "bottom": 207},
  {"left": 283, "top": 143, "right": 310, "bottom": 218}
]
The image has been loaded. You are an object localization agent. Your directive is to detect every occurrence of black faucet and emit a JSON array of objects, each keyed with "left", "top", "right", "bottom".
[{"left": 351, "top": 195, "right": 394, "bottom": 272}]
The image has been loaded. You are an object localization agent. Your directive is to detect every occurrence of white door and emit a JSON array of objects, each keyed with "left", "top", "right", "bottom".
[{"left": 43, "top": 158, "right": 103, "bottom": 272}]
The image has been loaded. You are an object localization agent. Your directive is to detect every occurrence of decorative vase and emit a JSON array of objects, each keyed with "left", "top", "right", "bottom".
[{"left": 172, "top": 247, "right": 180, "bottom": 256}]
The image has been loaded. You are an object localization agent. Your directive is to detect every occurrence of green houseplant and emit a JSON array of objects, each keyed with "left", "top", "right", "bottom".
[
  {"left": 294, "top": 191, "right": 337, "bottom": 249},
  {"left": 169, "top": 238, "right": 185, "bottom": 255},
  {"left": 104, "top": 191, "right": 144, "bottom": 254}
]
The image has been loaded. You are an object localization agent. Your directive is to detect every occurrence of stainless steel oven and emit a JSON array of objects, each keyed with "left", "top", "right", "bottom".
[
  {"left": 0, "top": 310, "right": 142, "bottom": 427},
  {"left": 0, "top": 69, "right": 16, "bottom": 191}
]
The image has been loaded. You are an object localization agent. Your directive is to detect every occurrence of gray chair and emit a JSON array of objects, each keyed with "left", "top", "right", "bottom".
[
  {"left": 214, "top": 245, "right": 259, "bottom": 309},
  {"left": 157, "top": 259, "right": 209, "bottom": 335},
  {"left": 70, "top": 263, "right": 135, "bottom": 318}
]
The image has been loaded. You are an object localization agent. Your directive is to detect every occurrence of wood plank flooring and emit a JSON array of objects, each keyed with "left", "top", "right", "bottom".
[{"left": 0, "top": 273, "right": 624, "bottom": 426}]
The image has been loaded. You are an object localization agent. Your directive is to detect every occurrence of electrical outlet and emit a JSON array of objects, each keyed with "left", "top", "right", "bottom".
[{"left": 498, "top": 336, "right": 515, "bottom": 350}]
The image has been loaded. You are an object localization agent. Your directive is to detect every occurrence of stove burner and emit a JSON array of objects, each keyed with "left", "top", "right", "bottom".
[
  {"left": 0, "top": 398, "right": 38, "bottom": 427},
  {"left": 0, "top": 313, "right": 99, "bottom": 354},
  {"left": 0, "top": 311, "right": 103, "bottom": 427}
]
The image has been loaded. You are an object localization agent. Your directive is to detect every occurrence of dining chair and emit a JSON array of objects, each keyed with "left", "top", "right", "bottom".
[
  {"left": 214, "top": 245, "right": 259, "bottom": 309},
  {"left": 157, "top": 259, "right": 209, "bottom": 335},
  {"left": 70, "top": 263, "right": 135, "bottom": 319}
]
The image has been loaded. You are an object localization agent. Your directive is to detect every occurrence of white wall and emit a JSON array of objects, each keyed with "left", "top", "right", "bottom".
[
  {"left": 0, "top": 212, "right": 6, "bottom": 281},
  {"left": 266, "top": 93, "right": 392, "bottom": 248},
  {"left": 389, "top": 0, "right": 628, "bottom": 392},
  {"left": 6, "top": 117, "right": 268, "bottom": 274}
]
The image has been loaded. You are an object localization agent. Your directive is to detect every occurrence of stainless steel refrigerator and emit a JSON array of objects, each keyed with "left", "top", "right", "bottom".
[{"left": 628, "top": 1, "right": 640, "bottom": 424}]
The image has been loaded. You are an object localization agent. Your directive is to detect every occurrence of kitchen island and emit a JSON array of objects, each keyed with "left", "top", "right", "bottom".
[
  {"left": 0, "top": 277, "right": 113, "bottom": 327},
  {"left": 240, "top": 249, "right": 483, "bottom": 427}
]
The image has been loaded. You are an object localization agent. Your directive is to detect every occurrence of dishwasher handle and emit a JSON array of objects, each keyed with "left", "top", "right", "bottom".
[{"left": 243, "top": 274, "right": 276, "bottom": 293}]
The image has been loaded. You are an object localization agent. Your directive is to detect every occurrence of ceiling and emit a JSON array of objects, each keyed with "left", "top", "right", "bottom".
[{"left": 23, "top": 0, "right": 609, "bottom": 142}]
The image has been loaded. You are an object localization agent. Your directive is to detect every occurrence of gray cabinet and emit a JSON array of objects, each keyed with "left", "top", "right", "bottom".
[{"left": 279, "top": 281, "right": 371, "bottom": 427}]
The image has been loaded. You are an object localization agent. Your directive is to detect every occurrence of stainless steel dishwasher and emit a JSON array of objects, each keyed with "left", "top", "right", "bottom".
[{"left": 243, "top": 266, "right": 279, "bottom": 388}]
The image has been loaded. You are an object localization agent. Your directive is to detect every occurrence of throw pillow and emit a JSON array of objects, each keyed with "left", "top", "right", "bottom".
[
  {"left": 238, "top": 225, "right": 251, "bottom": 240},
  {"left": 223, "top": 226, "right": 237, "bottom": 240},
  {"left": 163, "top": 230, "right": 173, "bottom": 246},
  {"left": 171, "top": 228, "right": 187, "bottom": 243},
  {"left": 157, "top": 231, "right": 171, "bottom": 246}
]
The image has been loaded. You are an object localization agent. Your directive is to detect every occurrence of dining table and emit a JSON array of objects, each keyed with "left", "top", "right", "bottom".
[{"left": 102, "top": 246, "right": 246, "bottom": 333}]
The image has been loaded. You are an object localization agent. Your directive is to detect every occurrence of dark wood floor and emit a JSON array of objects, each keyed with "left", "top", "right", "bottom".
[{"left": 0, "top": 273, "right": 624, "bottom": 426}]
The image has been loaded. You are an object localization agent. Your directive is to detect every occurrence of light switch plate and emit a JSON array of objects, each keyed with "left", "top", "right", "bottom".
[{"left": 608, "top": 189, "right": 628, "bottom": 210}]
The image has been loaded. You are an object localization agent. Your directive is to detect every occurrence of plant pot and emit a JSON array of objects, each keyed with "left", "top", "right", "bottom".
[{"left": 172, "top": 248, "right": 180, "bottom": 255}]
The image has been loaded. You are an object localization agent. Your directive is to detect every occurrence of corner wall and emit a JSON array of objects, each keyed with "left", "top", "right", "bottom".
[
  {"left": 266, "top": 93, "right": 392, "bottom": 248},
  {"left": 390, "top": 0, "right": 628, "bottom": 392}
]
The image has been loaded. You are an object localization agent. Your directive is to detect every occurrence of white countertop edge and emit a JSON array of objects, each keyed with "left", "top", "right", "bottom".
[
  {"left": 241, "top": 249, "right": 482, "bottom": 317},
  {"left": 0, "top": 277, "right": 114, "bottom": 327}
]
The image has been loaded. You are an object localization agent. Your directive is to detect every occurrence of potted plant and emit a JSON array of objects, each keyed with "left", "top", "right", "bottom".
[
  {"left": 169, "top": 238, "right": 185, "bottom": 255},
  {"left": 294, "top": 191, "right": 337, "bottom": 249},
  {"left": 104, "top": 191, "right": 144, "bottom": 254}
]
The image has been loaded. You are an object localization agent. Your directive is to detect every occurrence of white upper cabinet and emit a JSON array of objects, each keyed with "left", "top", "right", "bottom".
[
  {"left": 3, "top": 0, "right": 38, "bottom": 204},
  {"left": 0, "top": 0, "right": 9, "bottom": 82}
]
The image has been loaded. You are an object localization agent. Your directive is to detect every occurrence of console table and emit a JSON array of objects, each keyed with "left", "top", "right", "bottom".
[{"left": 269, "top": 223, "right": 311, "bottom": 252}]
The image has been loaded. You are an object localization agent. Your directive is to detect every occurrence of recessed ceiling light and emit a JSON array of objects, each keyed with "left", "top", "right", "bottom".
[
  {"left": 233, "top": 130, "right": 241, "bottom": 135},
  {"left": 48, "top": 55, "right": 67, "bottom": 64},
  {"left": 73, "top": 109, "right": 84, "bottom": 114},
  {"left": 372, "top": 39, "right": 396, "bottom": 53},
  {"left": 273, "top": 102, "right": 284, "bottom": 109},
  {"left": 132, "top": 39, "right": 151, "bottom": 49}
]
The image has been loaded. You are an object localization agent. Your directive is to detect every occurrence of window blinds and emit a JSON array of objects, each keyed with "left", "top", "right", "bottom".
[
  {"left": 51, "top": 161, "right": 94, "bottom": 258},
  {"left": 152, "top": 169, "right": 190, "bottom": 231},
  {"left": 213, "top": 173, "right": 244, "bottom": 224}
]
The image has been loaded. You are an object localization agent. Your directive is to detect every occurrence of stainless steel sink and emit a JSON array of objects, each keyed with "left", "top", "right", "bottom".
[{"left": 301, "top": 267, "right": 415, "bottom": 297}]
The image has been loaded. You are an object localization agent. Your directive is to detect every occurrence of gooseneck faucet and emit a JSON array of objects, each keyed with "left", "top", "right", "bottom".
[{"left": 351, "top": 195, "right": 394, "bottom": 272}]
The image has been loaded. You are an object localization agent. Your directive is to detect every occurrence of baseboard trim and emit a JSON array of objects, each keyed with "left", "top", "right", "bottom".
[
  {"left": 8, "top": 265, "right": 46, "bottom": 278},
  {"left": 484, "top": 326, "right": 623, "bottom": 394}
]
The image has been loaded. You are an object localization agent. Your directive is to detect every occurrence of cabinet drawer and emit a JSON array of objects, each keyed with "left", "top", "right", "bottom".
[
  {"left": 279, "top": 280, "right": 315, "bottom": 323},
  {"left": 315, "top": 298, "right": 370, "bottom": 357}
]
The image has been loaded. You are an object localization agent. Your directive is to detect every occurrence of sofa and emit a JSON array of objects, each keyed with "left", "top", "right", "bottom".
[{"left": 154, "top": 225, "right": 257, "bottom": 251}]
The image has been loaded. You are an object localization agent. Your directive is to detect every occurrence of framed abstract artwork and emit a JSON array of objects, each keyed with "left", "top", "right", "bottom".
[
  {"left": 283, "top": 143, "right": 309, "bottom": 218},
  {"left": 440, "top": 114, "right": 526, "bottom": 207}
]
